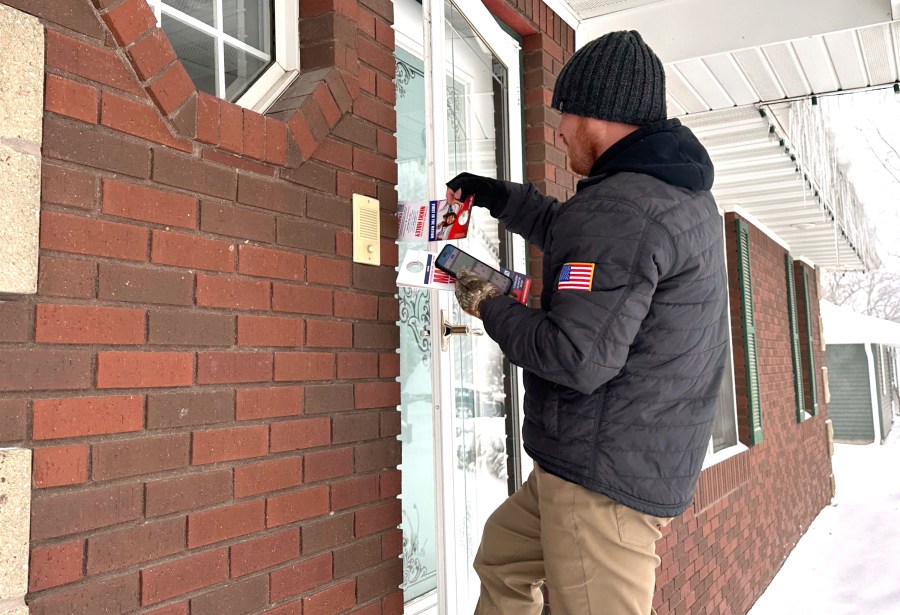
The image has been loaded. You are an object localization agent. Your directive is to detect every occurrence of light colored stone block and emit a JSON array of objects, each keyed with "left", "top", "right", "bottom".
[
  {"left": 0, "top": 5, "right": 44, "bottom": 144},
  {"left": 0, "top": 602, "right": 28, "bottom": 615},
  {"left": 0, "top": 448, "right": 31, "bottom": 603},
  {"left": 0, "top": 145, "right": 40, "bottom": 295}
]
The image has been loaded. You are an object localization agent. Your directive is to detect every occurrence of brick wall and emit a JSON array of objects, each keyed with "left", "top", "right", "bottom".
[
  {"left": 1, "top": 0, "right": 403, "bottom": 613},
  {"left": 651, "top": 214, "right": 833, "bottom": 614}
]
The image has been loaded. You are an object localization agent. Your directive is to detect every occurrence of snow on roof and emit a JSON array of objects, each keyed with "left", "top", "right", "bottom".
[{"left": 820, "top": 300, "right": 900, "bottom": 346}]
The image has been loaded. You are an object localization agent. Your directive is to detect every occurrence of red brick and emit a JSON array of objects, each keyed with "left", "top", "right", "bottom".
[
  {"left": 357, "top": 560, "right": 402, "bottom": 603},
  {"left": 220, "top": 101, "right": 244, "bottom": 153},
  {"left": 231, "top": 529, "right": 300, "bottom": 577},
  {"left": 307, "top": 256, "right": 351, "bottom": 286},
  {"left": 33, "top": 445, "right": 88, "bottom": 488},
  {"left": 31, "top": 483, "right": 143, "bottom": 540},
  {"left": 0, "top": 349, "right": 92, "bottom": 392},
  {"left": 243, "top": 109, "right": 267, "bottom": 159},
  {"left": 236, "top": 386, "right": 303, "bottom": 420},
  {"left": 98, "top": 263, "right": 193, "bottom": 306},
  {"left": 301, "top": 514, "right": 354, "bottom": 553},
  {"left": 190, "top": 575, "right": 269, "bottom": 615},
  {"left": 312, "top": 137, "right": 352, "bottom": 170},
  {"left": 33, "top": 395, "right": 144, "bottom": 440},
  {"left": 355, "top": 500, "right": 401, "bottom": 536},
  {"left": 45, "top": 74, "right": 98, "bottom": 123},
  {"left": 382, "top": 528, "right": 403, "bottom": 559},
  {"left": 337, "top": 170, "right": 376, "bottom": 198},
  {"left": 267, "top": 486, "right": 330, "bottom": 527},
  {"left": 103, "top": 179, "right": 196, "bottom": 229},
  {"left": 197, "top": 275, "right": 270, "bottom": 310},
  {"left": 379, "top": 470, "right": 401, "bottom": 499},
  {"left": 188, "top": 499, "right": 265, "bottom": 548},
  {"left": 92, "top": 434, "right": 190, "bottom": 481},
  {"left": 146, "top": 469, "right": 232, "bottom": 517},
  {"left": 29, "top": 540, "right": 84, "bottom": 592},
  {"left": 149, "top": 309, "right": 235, "bottom": 346},
  {"left": 306, "top": 320, "right": 352, "bottom": 348},
  {"left": 41, "top": 164, "right": 98, "bottom": 211},
  {"left": 102, "top": 92, "right": 191, "bottom": 150},
  {"left": 269, "top": 553, "right": 333, "bottom": 601},
  {"left": 266, "top": 117, "right": 288, "bottom": 165},
  {"left": 153, "top": 147, "right": 237, "bottom": 200},
  {"left": 104, "top": 0, "right": 156, "bottom": 45},
  {"left": 0, "top": 300, "right": 31, "bottom": 343},
  {"left": 274, "top": 352, "right": 335, "bottom": 381},
  {"left": 148, "top": 389, "right": 234, "bottom": 429},
  {"left": 333, "top": 538, "right": 380, "bottom": 580},
  {"left": 337, "top": 352, "right": 379, "bottom": 379},
  {"left": 239, "top": 245, "right": 305, "bottom": 281},
  {"left": 203, "top": 148, "right": 275, "bottom": 176},
  {"left": 273, "top": 283, "right": 332, "bottom": 315},
  {"left": 270, "top": 418, "right": 332, "bottom": 453},
  {"left": 45, "top": 30, "right": 142, "bottom": 95},
  {"left": 379, "top": 353, "right": 400, "bottom": 378},
  {"left": 98, "top": 352, "right": 194, "bottom": 388},
  {"left": 128, "top": 27, "right": 177, "bottom": 81},
  {"left": 29, "top": 574, "right": 139, "bottom": 615},
  {"left": 351, "top": 148, "right": 396, "bottom": 184},
  {"left": 313, "top": 84, "right": 342, "bottom": 128},
  {"left": 41, "top": 211, "right": 148, "bottom": 261},
  {"left": 332, "top": 412, "right": 379, "bottom": 443},
  {"left": 334, "top": 292, "right": 378, "bottom": 320},
  {"left": 152, "top": 230, "right": 234, "bottom": 272},
  {"left": 304, "top": 448, "right": 353, "bottom": 482},
  {"left": 87, "top": 517, "right": 185, "bottom": 574},
  {"left": 304, "top": 384, "right": 354, "bottom": 414},
  {"left": 355, "top": 440, "right": 400, "bottom": 474},
  {"left": 377, "top": 129, "right": 397, "bottom": 157},
  {"left": 354, "top": 382, "right": 400, "bottom": 409},
  {"left": 36, "top": 303, "right": 145, "bottom": 345},
  {"left": 288, "top": 113, "right": 318, "bottom": 160},
  {"left": 193, "top": 425, "right": 269, "bottom": 464},
  {"left": 0, "top": 398, "right": 27, "bottom": 442},
  {"left": 237, "top": 173, "right": 307, "bottom": 215},
  {"left": 201, "top": 201, "right": 275, "bottom": 243},
  {"left": 148, "top": 62, "right": 195, "bottom": 116},
  {"left": 277, "top": 217, "right": 336, "bottom": 253},
  {"left": 197, "top": 351, "right": 273, "bottom": 384},
  {"left": 197, "top": 93, "right": 221, "bottom": 144},
  {"left": 304, "top": 579, "right": 356, "bottom": 615},
  {"left": 145, "top": 603, "right": 188, "bottom": 615},
  {"left": 235, "top": 456, "right": 303, "bottom": 501},
  {"left": 141, "top": 548, "right": 229, "bottom": 605},
  {"left": 45, "top": 116, "right": 152, "bottom": 177},
  {"left": 238, "top": 315, "right": 303, "bottom": 347}
]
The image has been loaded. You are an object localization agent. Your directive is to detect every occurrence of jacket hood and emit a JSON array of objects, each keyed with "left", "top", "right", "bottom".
[{"left": 581, "top": 119, "right": 714, "bottom": 192}]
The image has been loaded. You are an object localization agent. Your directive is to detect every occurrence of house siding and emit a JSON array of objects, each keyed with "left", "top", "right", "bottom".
[
  {"left": 0, "top": 1, "right": 835, "bottom": 614},
  {"left": 826, "top": 344, "right": 876, "bottom": 443},
  {"left": 873, "top": 345, "right": 893, "bottom": 442}
]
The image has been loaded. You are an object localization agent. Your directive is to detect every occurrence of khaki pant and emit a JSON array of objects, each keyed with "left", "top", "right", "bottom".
[{"left": 473, "top": 464, "right": 671, "bottom": 615}]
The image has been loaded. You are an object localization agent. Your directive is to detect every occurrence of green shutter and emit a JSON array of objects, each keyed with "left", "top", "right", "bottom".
[
  {"left": 785, "top": 255, "right": 806, "bottom": 422},
  {"left": 736, "top": 219, "right": 763, "bottom": 444},
  {"left": 801, "top": 267, "right": 819, "bottom": 415}
]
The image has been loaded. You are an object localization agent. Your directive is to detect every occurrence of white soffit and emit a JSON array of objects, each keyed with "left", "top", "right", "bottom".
[
  {"left": 681, "top": 107, "right": 866, "bottom": 270},
  {"left": 665, "top": 21, "right": 900, "bottom": 116}
]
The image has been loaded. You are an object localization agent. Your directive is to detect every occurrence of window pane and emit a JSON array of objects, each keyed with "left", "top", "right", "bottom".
[
  {"left": 712, "top": 347, "right": 738, "bottom": 453},
  {"left": 161, "top": 14, "right": 217, "bottom": 97},
  {"left": 223, "top": 44, "right": 269, "bottom": 101},
  {"left": 163, "top": 0, "right": 215, "bottom": 26},
  {"left": 223, "top": 0, "right": 272, "bottom": 53}
]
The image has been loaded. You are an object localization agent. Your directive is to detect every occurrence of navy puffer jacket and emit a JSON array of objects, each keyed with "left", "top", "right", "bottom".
[{"left": 480, "top": 119, "right": 728, "bottom": 517}]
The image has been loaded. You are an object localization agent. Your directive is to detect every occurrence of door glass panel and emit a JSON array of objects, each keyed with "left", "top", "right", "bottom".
[
  {"left": 395, "top": 46, "right": 439, "bottom": 604},
  {"left": 445, "top": 2, "right": 511, "bottom": 610}
]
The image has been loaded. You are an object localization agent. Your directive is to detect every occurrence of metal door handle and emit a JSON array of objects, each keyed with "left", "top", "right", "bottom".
[{"left": 440, "top": 310, "right": 484, "bottom": 351}]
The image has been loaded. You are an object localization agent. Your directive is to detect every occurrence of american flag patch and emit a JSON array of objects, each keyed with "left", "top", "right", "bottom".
[{"left": 558, "top": 263, "right": 595, "bottom": 291}]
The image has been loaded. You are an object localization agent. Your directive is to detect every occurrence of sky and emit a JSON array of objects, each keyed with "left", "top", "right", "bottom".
[
  {"left": 747, "top": 415, "right": 900, "bottom": 614},
  {"left": 821, "top": 88, "right": 900, "bottom": 268}
]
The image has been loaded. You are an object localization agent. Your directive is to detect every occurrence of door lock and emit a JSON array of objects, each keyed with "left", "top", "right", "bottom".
[{"left": 440, "top": 309, "right": 484, "bottom": 351}]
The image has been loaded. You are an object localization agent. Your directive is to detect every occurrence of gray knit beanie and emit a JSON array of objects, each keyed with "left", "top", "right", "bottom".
[{"left": 552, "top": 30, "right": 666, "bottom": 126}]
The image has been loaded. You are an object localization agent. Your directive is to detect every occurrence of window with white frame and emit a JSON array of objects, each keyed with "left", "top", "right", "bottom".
[{"left": 147, "top": 0, "right": 299, "bottom": 110}]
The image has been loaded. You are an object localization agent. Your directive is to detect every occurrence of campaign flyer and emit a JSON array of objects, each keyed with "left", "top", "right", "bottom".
[
  {"left": 397, "top": 195, "right": 473, "bottom": 242},
  {"left": 397, "top": 249, "right": 531, "bottom": 306}
]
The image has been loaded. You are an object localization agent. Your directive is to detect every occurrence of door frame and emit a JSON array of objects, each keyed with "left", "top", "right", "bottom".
[{"left": 422, "top": 0, "right": 525, "bottom": 613}]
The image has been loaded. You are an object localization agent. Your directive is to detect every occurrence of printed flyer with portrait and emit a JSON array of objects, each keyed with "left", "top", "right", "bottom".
[{"left": 397, "top": 195, "right": 474, "bottom": 242}]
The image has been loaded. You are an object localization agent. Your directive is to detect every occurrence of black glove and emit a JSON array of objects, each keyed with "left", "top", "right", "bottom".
[
  {"left": 454, "top": 269, "right": 503, "bottom": 319},
  {"left": 446, "top": 172, "right": 507, "bottom": 212}
]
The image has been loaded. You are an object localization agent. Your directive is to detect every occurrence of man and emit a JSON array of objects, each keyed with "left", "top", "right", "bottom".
[{"left": 447, "top": 30, "right": 728, "bottom": 615}]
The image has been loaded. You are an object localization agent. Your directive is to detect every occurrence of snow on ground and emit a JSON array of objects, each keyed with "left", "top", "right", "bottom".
[{"left": 748, "top": 415, "right": 900, "bottom": 615}]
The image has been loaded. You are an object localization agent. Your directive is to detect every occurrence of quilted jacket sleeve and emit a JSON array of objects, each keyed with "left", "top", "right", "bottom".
[
  {"left": 480, "top": 197, "right": 674, "bottom": 394},
  {"left": 486, "top": 181, "right": 562, "bottom": 251}
]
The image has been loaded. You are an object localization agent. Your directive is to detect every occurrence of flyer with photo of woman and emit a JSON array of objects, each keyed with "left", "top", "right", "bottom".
[{"left": 397, "top": 195, "right": 473, "bottom": 242}]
